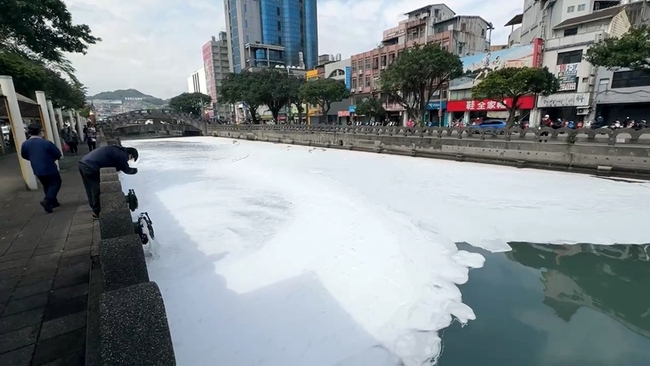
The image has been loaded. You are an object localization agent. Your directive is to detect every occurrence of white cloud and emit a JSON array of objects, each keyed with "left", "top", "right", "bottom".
[{"left": 62, "top": 0, "right": 522, "bottom": 98}]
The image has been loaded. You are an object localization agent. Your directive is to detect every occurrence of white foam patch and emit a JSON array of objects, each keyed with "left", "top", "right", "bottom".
[{"left": 120, "top": 137, "right": 650, "bottom": 366}]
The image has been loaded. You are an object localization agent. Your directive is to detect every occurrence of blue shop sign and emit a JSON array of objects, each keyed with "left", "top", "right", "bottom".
[
  {"left": 426, "top": 101, "right": 447, "bottom": 110},
  {"left": 344, "top": 66, "right": 351, "bottom": 90},
  {"left": 349, "top": 105, "right": 356, "bottom": 113}
]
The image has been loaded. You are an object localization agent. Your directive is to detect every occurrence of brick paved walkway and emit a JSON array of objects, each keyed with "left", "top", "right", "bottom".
[{"left": 0, "top": 149, "right": 99, "bottom": 365}]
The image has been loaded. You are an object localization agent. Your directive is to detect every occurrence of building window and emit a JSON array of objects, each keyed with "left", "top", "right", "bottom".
[
  {"left": 556, "top": 50, "right": 582, "bottom": 64},
  {"left": 351, "top": 61, "right": 356, "bottom": 72},
  {"left": 567, "top": 6, "right": 575, "bottom": 12},
  {"left": 277, "top": 7, "right": 280, "bottom": 16},
  {"left": 278, "top": 21, "right": 281, "bottom": 31},
  {"left": 563, "top": 27, "right": 578, "bottom": 36},
  {"left": 578, "top": 4, "right": 585, "bottom": 11},
  {"left": 244, "top": 19, "right": 248, "bottom": 28},
  {"left": 365, "top": 76, "right": 370, "bottom": 87},
  {"left": 612, "top": 70, "right": 650, "bottom": 88}
]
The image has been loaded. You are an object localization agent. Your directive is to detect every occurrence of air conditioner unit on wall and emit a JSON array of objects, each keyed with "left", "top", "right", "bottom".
[{"left": 595, "top": 32, "right": 609, "bottom": 43}]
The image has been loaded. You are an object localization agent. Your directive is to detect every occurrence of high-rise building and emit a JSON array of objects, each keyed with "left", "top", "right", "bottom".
[
  {"left": 187, "top": 68, "right": 208, "bottom": 94},
  {"left": 202, "top": 32, "right": 231, "bottom": 118},
  {"left": 223, "top": 0, "right": 318, "bottom": 72}
]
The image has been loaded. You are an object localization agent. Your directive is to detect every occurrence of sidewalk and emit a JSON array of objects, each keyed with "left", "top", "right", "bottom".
[{"left": 0, "top": 148, "right": 99, "bottom": 365}]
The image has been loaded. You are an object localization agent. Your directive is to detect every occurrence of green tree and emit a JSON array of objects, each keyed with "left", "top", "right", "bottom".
[
  {"left": 0, "top": 0, "right": 100, "bottom": 109},
  {"left": 299, "top": 78, "right": 349, "bottom": 123},
  {"left": 472, "top": 67, "right": 559, "bottom": 126},
  {"left": 586, "top": 26, "right": 650, "bottom": 72},
  {"left": 380, "top": 43, "right": 463, "bottom": 125},
  {"left": 0, "top": 0, "right": 101, "bottom": 63},
  {"left": 257, "top": 69, "right": 292, "bottom": 121},
  {"left": 219, "top": 72, "right": 264, "bottom": 123},
  {"left": 287, "top": 76, "right": 306, "bottom": 124},
  {"left": 355, "top": 96, "right": 386, "bottom": 123},
  {"left": 169, "top": 92, "right": 212, "bottom": 116}
]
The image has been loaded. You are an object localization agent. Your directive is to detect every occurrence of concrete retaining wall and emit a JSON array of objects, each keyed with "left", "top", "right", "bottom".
[
  {"left": 87, "top": 129, "right": 176, "bottom": 365},
  {"left": 210, "top": 125, "right": 650, "bottom": 179}
]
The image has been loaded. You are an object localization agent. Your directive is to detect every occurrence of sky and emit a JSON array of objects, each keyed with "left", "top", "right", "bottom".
[{"left": 63, "top": 0, "right": 523, "bottom": 99}]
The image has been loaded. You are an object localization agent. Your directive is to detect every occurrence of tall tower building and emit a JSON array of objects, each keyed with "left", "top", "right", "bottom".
[
  {"left": 202, "top": 32, "right": 231, "bottom": 119},
  {"left": 224, "top": 0, "right": 318, "bottom": 72}
]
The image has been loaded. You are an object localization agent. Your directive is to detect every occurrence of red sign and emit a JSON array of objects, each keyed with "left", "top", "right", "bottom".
[
  {"left": 446, "top": 95, "right": 535, "bottom": 112},
  {"left": 338, "top": 110, "right": 350, "bottom": 117}
]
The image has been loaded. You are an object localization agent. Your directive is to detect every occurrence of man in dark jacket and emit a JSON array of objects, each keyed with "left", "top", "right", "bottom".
[
  {"left": 20, "top": 124, "right": 62, "bottom": 213},
  {"left": 79, "top": 145, "right": 139, "bottom": 219}
]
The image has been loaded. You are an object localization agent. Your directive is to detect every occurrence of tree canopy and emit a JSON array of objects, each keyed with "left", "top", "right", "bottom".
[
  {"left": 256, "top": 69, "right": 293, "bottom": 121},
  {"left": 586, "top": 26, "right": 650, "bottom": 72},
  {"left": 380, "top": 43, "right": 463, "bottom": 125},
  {"left": 0, "top": 0, "right": 99, "bottom": 109},
  {"left": 219, "top": 72, "right": 264, "bottom": 123},
  {"left": 472, "top": 67, "right": 559, "bottom": 125},
  {"left": 355, "top": 96, "right": 386, "bottom": 122},
  {"left": 299, "top": 78, "right": 349, "bottom": 123},
  {"left": 168, "top": 92, "right": 212, "bottom": 116}
]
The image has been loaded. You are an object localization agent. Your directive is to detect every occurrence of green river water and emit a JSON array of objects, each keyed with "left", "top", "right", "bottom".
[{"left": 438, "top": 243, "right": 650, "bottom": 366}]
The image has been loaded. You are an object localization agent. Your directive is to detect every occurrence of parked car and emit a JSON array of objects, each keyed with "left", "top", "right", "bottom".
[{"left": 469, "top": 120, "right": 507, "bottom": 134}]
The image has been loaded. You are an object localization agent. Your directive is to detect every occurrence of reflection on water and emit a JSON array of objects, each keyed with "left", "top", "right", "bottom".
[{"left": 439, "top": 243, "right": 650, "bottom": 366}]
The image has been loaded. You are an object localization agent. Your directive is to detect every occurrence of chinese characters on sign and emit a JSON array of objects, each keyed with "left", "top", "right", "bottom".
[
  {"left": 465, "top": 100, "right": 506, "bottom": 110},
  {"left": 557, "top": 63, "right": 579, "bottom": 91}
]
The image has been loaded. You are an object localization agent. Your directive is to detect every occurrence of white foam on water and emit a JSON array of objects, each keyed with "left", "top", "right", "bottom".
[{"left": 119, "top": 137, "right": 650, "bottom": 365}]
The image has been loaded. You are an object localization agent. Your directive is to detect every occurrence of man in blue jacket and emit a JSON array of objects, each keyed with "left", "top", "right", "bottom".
[
  {"left": 20, "top": 124, "right": 62, "bottom": 213},
  {"left": 79, "top": 144, "right": 139, "bottom": 219}
]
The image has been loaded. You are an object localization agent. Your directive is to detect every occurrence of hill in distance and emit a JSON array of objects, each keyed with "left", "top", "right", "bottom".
[{"left": 89, "top": 89, "right": 166, "bottom": 105}]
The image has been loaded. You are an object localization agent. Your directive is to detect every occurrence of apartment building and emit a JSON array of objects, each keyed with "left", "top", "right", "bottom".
[
  {"left": 187, "top": 68, "right": 208, "bottom": 94},
  {"left": 349, "top": 4, "right": 492, "bottom": 125},
  {"left": 224, "top": 0, "right": 318, "bottom": 72},
  {"left": 202, "top": 32, "right": 231, "bottom": 119},
  {"left": 535, "top": 5, "right": 631, "bottom": 125},
  {"left": 505, "top": 0, "right": 623, "bottom": 46}
]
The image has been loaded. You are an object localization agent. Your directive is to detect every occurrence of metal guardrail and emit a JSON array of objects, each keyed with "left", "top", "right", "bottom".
[{"left": 208, "top": 124, "right": 650, "bottom": 146}]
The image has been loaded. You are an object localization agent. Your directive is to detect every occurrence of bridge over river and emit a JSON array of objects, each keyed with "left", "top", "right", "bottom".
[{"left": 101, "top": 109, "right": 208, "bottom": 136}]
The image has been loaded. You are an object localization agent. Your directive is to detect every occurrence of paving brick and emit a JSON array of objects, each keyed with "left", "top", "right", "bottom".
[
  {"left": 18, "top": 269, "right": 56, "bottom": 286},
  {"left": 12, "top": 279, "right": 53, "bottom": 299},
  {"left": 43, "top": 296, "right": 87, "bottom": 322},
  {"left": 0, "top": 289, "right": 10, "bottom": 304},
  {"left": 0, "top": 277, "right": 19, "bottom": 291},
  {"left": 64, "top": 239, "right": 91, "bottom": 250},
  {"left": 0, "top": 308, "right": 44, "bottom": 334},
  {"left": 58, "top": 254, "right": 88, "bottom": 268},
  {"left": 0, "top": 326, "right": 38, "bottom": 353},
  {"left": 31, "top": 328, "right": 85, "bottom": 365},
  {"left": 69, "top": 223, "right": 93, "bottom": 232},
  {"left": 0, "top": 267, "right": 23, "bottom": 280},
  {"left": 28, "top": 253, "right": 61, "bottom": 265},
  {"left": 23, "top": 260, "right": 59, "bottom": 275},
  {"left": 0, "top": 258, "right": 28, "bottom": 271},
  {"left": 39, "top": 349, "right": 85, "bottom": 366},
  {"left": 1, "top": 292, "right": 48, "bottom": 316},
  {"left": 56, "top": 262, "right": 89, "bottom": 278},
  {"left": 36, "top": 240, "right": 66, "bottom": 250},
  {"left": 39, "top": 311, "right": 86, "bottom": 340},
  {"left": 49, "top": 283, "right": 88, "bottom": 304},
  {"left": 53, "top": 272, "right": 88, "bottom": 290},
  {"left": 0, "top": 250, "right": 33, "bottom": 263},
  {"left": 61, "top": 247, "right": 90, "bottom": 258},
  {"left": 0, "top": 344, "right": 35, "bottom": 365}
]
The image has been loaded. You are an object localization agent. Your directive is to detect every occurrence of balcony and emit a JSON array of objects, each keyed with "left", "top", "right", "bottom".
[
  {"left": 405, "top": 17, "right": 427, "bottom": 29},
  {"left": 545, "top": 30, "right": 608, "bottom": 52}
]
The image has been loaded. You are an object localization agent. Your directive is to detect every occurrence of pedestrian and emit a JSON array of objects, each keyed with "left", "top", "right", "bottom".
[
  {"left": 20, "top": 124, "right": 62, "bottom": 213},
  {"left": 85, "top": 125, "right": 97, "bottom": 151},
  {"left": 66, "top": 127, "right": 79, "bottom": 155},
  {"left": 78, "top": 145, "right": 139, "bottom": 219}
]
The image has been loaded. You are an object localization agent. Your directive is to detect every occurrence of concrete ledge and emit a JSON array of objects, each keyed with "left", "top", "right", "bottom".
[
  {"left": 100, "top": 191, "right": 127, "bottom": 212},
  {"left": 99, "top": 209, "right": 134, "bottom": 239},
  {"left": 100, "top": 181, "right": 123, "bottom": 194},
  {"left": 99, "top": 168, "right": 119, "bottom": 182},
  {"left": 99, "top": 282, "right": 176, "bottom": 365},
  {"left": 99, "top": 235, "right": 149, "bottom": 292}
]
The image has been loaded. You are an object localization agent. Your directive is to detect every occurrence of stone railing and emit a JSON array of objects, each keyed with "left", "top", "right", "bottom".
[
  {"left": 86, "top": 133, "right": 176, "bottom": 365},
  {"left": 209, "top": 124, "right": 650, "bottom": 146}
]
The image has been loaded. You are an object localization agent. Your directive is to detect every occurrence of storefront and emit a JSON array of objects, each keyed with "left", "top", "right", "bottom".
[
  {"left": 425, "top": 100, "right": 447, "bottom": 127},
  {"left": 446, "top": 95, "right": 536, "bottom": 126},
  {"left": 537, "top": 92, "right": 590, "bottom": 125},
  {"left": 338, "top": 110, "right": 351, "bottom": 125}
]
